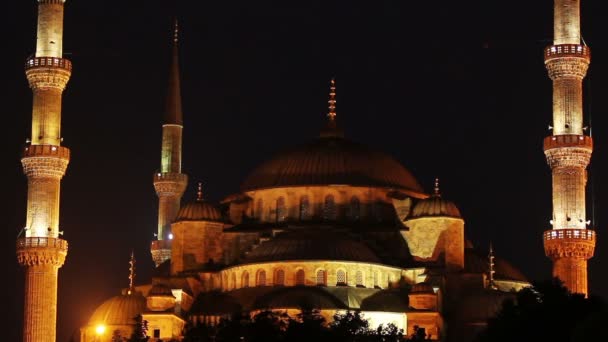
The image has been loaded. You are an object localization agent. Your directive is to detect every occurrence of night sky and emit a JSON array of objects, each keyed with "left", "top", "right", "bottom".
[{"left": 3, "top": 1, "right": 608, "bottom": 341}]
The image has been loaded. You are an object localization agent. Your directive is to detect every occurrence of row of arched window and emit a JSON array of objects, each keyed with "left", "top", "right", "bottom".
[
  {"left": 255, "top": 195, "right": 367, "bottom": 222},
  {"left": 228, "top": 269, "right": 384, "bottom": 289}
]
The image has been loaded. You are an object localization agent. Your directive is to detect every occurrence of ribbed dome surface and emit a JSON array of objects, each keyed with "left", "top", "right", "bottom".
[
  {"left": 175, "top": 200, "right": 223, "bottom": 222},
  {"left": 88, "top": 293, "right": 146, "bottom": 325},
  {"left": 244, "top": 231, "right": 381, "bottom": 264},
  {"left": 411, "top": 195, "right": 461, "bottom": 218},
  {"left": 241, "top": 137, "right": 424, "bottom": 195}
]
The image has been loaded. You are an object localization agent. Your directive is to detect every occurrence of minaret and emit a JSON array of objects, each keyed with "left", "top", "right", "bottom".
[
  {"left": 542, "top": 0, "right": 595, "bottom": 296},
  {"left": 151, "top": 19, "right": 188, "bottom": 267},
  {"left": 16, "top": 1, "right": 71, "bottom": 342}
]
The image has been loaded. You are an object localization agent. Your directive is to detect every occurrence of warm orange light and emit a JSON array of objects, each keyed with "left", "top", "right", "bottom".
[{"left": 95, "top": 324, "right": 106, "bottom": 335}]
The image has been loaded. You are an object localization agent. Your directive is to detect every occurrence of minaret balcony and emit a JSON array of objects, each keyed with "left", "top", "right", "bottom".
[
  {"left": 544, "top": 44, "right": 590, "bottom": 62},
  {"left": 543, "top": 135, "right": 592, "bottom": 151},
  {"left": 23, "top": 144, "right": 70, "bottom": 159},
  {"left": 16, "top": 237, "right": 68, "bottom": 267},
  {"left": 543, "top": 229, "right": 595, "bottom": 260},
  {"left": 25, "top": 56, "right": 72, "bottom": 72},
  {"left": 151, "top": 239, "right": 173, "bottom": 250}
]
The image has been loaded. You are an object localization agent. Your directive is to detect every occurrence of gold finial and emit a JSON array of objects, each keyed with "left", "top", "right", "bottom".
[
  {"left": 173, "top": 18, "right": 179, "bottom": 44},
  {"left": 197, "top": 182, "right": 203, "bottom": 201},
  {"left": 488, "top": 243, "right": 497, "bottom": 290},
  {"left": 328, "top": 77, "right": 337, "bottom": 123},
  {"left": 128, "top": 250, "right": 136, "bottom": 295},
  {"left": 433, "top": 178, "right": 441, "bottom": 196}
]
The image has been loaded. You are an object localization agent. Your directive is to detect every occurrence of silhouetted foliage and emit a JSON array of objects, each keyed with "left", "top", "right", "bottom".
[
  {"left": 112, "top": 329, "right": 126, "bottom": 342},
  {"left": 183, "top": 308, "right": 409, "bottom": 342},
  {"left": 476, "top": 278, "right": 608, "bottom": 342},
  {"left": 128, "top": 314, "right": 150, "bottom": 342}
]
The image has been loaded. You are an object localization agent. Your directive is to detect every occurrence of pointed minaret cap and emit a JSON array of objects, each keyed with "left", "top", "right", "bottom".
[
  {"left": 127, "top": 250, "right": 136, "bottom": 295},
  {"left": 320, "top": 77, "right": 344, "bottom": 138},
  {"left": 164, "top": 18, "right": 183, "bottom": 125}
]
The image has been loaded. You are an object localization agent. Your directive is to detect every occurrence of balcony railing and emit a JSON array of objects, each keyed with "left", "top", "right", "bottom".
[
  {"left": 17, "top": 237, "right": 68, "bottom": 250},
  {"left": 544, "top": 229, "right": 595, "bottom": 242},
  {"left": 543, "top": 135, "right": 592, "bottom": 150},
  {"left": 544, "top": 44, "right": 590, "bottom": 61},
  {"left": 25, "top": 56, "right": 72, "bottom": 72},
  {"left": 151, "top": 239, "right": 172, "bottom": 250}
]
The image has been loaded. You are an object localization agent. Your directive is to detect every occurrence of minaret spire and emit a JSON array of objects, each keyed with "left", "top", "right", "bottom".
[
  {"left": 542, "top": 0, "right": 595, "bottom": 296},
  {"left": 17, "top": 1, "right": 71, "bottom": 341},
  {"left": 165, "top": 17, "right": 183, "bottom": 126},
  {"left": 151, "top": 18, "right": 188, "bottom": 267}
]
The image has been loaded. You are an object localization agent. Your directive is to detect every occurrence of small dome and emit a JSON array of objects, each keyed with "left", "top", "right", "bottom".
[
  {"left": 148, "top": 283, "right": 175, "bottom": 297},
  {"left": 241, "top": 136, "right": 424, "bottom": 196},
  {"left": 409, "top": 179, "right": 461, "bottom": 219},
  {"left": 88, "top": 292, "right": 146, "bottom": 326},
  {"left": 410, "top": 195, "right": 461, "bottom": 219},
  {"left": 410, "top": 282, "right": 435, "bottom": 294},
  {"left": 243, "top": 231, "right": 381, "bottom": 264},
  {"left": 175, "top": 200, "right": 223, "bottom": 222}
]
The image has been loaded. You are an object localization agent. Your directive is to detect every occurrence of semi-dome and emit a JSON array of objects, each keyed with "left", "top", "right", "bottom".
[
  {"left": 243, "top": 231, "right": 381, "bottom": 264},
  {"left": 88, "top": 292, "right": 146, "bottom": 326},
  {"left": 454, "top": 290, "right": 514, "bottom": 323},
  {"left": 241, "top": 136, "right": 424, "bottom": 196},
  {"left": 410, "top": 179, "right": 461, "bottom": 219}
]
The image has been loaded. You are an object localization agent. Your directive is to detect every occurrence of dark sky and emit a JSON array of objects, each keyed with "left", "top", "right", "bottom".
[{"left": 3, "top": 1, "right": 608, "bottom": 341}]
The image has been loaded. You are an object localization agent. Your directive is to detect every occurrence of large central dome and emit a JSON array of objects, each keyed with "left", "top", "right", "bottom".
[{"left": 241, "top": 136, "right": 424, "bottom": 196}]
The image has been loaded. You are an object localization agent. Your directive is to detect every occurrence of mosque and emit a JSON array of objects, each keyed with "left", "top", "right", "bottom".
[{"left": 15, "top": 1, "right": 596, "bottom": 342}]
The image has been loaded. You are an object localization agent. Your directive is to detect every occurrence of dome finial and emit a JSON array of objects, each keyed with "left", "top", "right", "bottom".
[
  {"left": 328, "top": 77, "right": 337, "bottom": 124},
  {"left": 433, "top": 177, "right": 441, "bottom": 197},
  {"left": 197, "top": 182, "right": 203, "bottom": 201},
  {"left": 320, "top": 77, "right": 344, "bottom": 138},
  {"left": 488, "top": 243, "right": 497, "bottom": 290},
  {"left": 127, "top": 250, "right": 136, "bottom": 295}
]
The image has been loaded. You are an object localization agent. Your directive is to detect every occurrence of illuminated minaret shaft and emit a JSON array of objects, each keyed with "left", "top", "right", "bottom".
[
  {"left": 151, "top": 20, "right": 187, "bottom": 267},
  {"left": 17, "top": 1, "right": 71, "bottom": 342},
  {"left": 543, "top": 0, "right": 595, "bottom": 296}
]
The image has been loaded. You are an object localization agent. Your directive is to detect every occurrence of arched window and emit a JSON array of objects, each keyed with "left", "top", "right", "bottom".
[
  {"left": 349, "top": 197, "right": 360, "bottom": 221},
  {"left": 232, "top": 273, "right": 237, "bottom": 290},
  {"left": 323, "top": 195, "right": 336, "bottom": 220},
  {"left": 242, "top": 271, "right": 250, "bottom": 288},
  {"left": 274, "top": 269, "right": 285, "bottom": 286},
  {"left": 256, "top": 270, "right": 266, "bottom": 286},
  {"left": 316, "top": 270, "right": 326, "bottom": 286},
  {"left": 373, "top": 272, "right": 379, "bottom": 288},
  {"left": 276, "top": 197, "right": 286, "bottom": 222},
  {"left": 256, "top": 199, "right": 264, "bottom": 219},
  {"left": 295, "top": 269, "right": 305, "bottom": 285},
  {"left": 355, "top": 271, "right": 364, "bottom": 287},
  {"left": 336, "top": 270, "right": 347, "bottom": 286},
  {"left": 299, "top": 196, "right": 310, "bottom": 220}
]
